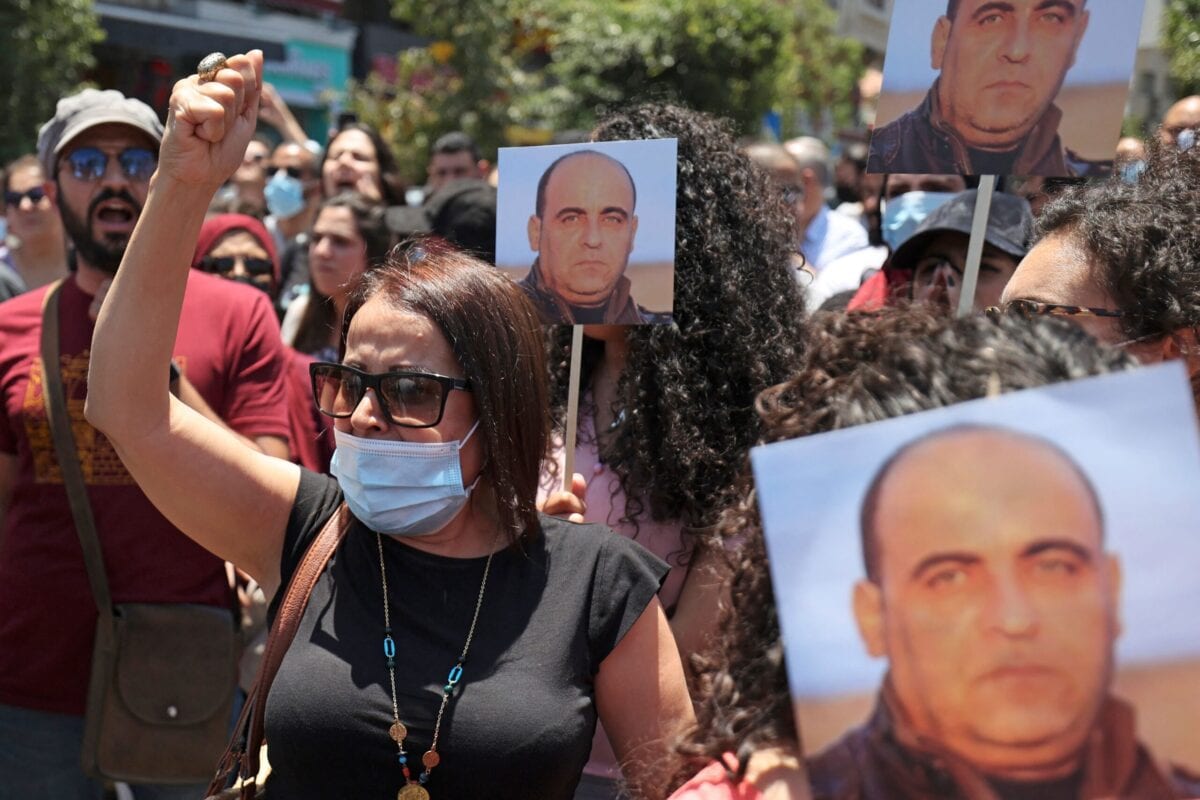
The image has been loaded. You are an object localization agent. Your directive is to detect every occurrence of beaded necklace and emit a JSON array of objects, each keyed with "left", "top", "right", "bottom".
[{"left": 377, "top": 532, "right": 494, "bottom": 800}]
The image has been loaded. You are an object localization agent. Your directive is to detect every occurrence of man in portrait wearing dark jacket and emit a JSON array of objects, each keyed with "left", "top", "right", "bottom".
[
  {"left": 868, "top": 0, "right": 1092, "bottom": 176},
  {"left": 520, "top": 149, "right": 648, "bottom": 325},
  {"left": 807, "top": 424, "right": 1200, "bottom": 799}
]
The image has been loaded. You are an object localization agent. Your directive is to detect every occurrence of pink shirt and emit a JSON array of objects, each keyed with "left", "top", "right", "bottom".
[
  {"left": 669, "top": 757, "right": 765, "bottom": 800},
  {"left": 540, "top": 405, "right": 690, "bottom": 610}
]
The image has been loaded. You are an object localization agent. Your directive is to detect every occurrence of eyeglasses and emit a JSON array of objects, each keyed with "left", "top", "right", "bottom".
[
  {"left": 198, "top": 255, "right": 275, "bottom": 277},
  {"left": 986, "top": 299, "right": 1126, "bottom": 320},
  {"left": 4, "top": 187, "right": 47, "bottom": 208},
  {"left": 268, "top": 166, "right": 303, "bottom": 180},
  {"left": 61, "top": 147, "right": 157, "bottom": 182},
  {"left": 310, "top": 362, "right": 471, "bottom": 428}
]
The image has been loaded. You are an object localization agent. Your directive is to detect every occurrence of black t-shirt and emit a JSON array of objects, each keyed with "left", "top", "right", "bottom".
[{"left": 264, "top": 470, "right": 668, "bottom": 799}]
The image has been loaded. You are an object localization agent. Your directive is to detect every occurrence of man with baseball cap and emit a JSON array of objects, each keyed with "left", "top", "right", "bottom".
[
  {"left": 0, "top": 88, "right": 290, "bottom": 797},
  {"left": 890, "top": 189, "right": 1033, "bottom": 312}
]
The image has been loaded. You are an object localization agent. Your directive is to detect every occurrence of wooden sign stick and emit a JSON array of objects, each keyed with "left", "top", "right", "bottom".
[
  {"left": 955, "top": 174, "right": 997, "bottom": 319},
  {"left": 562, "top": 324, "right": 585, "bottom": 491}
]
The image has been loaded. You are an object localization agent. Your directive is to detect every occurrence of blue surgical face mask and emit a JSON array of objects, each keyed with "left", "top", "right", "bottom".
[
  {"left": 1178, "top": 128, "right": 1196, "bottom": 153},
  {"left": 881, "top": 191, "right": 957, "bottom": 251},
  {"left": 1120, "top": 160, "right": 1146, "bottom": 184},
  {"left": 264, "top": 171, "right": 305, "bottom": 220},
  {"left": 329, "top": 420, "right": 481, "bottom": 537}
]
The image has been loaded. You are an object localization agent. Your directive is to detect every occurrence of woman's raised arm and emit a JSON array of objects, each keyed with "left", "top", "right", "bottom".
[{"left": 86, "top": 51, "right": 299, "bottom": 588}]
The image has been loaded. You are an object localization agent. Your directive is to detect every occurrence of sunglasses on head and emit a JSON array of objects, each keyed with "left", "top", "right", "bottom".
[
  {"left": 4, "top": 187, "right": 46, "bottom": 208},
  {"left": 62, "top": 147, "right": 157, "bottom": 182},
  {"left": 309, "top": 362, "right": 471, "bottom": 429}
]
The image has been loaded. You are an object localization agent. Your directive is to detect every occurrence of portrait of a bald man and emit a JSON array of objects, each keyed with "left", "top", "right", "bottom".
[
  {"left": 520, "top": 149, "right": 649, "bottom": 325},
  {"left": 806, "top": 425, "right": 1200, "bottom": 799},
  {"left": 868, "top": 0, "right": 1092, "bottom": 176}
]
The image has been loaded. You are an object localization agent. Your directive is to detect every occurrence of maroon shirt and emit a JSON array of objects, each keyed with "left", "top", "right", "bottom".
[{"left": 0, "top": 271, "right": 289, "bottom": 714}]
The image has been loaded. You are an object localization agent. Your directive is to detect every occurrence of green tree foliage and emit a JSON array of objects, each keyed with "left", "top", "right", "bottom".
[
  {"left": 349, "top": 0, "right": 541, "bottom": 172},
  {"left": 782, "top": 0, "right": 864, "bottom": 136},
  {"left": 0, "top": 0, "right": 104, "bottom": 163},
  {"left": 351, "top": 0, "right": 863, "bottom": 183},
  {"left": 1163, "top": 0, "right": 1200, "bottom": 96},
  {"left": 521, "top": 0, "right": 794, "bottom": 132}
]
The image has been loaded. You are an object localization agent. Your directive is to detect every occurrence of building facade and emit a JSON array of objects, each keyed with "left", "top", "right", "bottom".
[{"left": 92, "top": 0, "right": 356, "bottom": 141}]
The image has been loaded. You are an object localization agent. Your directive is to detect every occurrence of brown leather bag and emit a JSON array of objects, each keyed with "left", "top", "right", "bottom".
[
  {"left": 204, "top": 505, "right": 351, "bottom": 800},
  {"left": 41, "top": 280, "right": 240, "bottom": 783}
]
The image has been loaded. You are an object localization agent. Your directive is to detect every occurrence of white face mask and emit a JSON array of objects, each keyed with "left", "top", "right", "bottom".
[{"left": 330, "top": 419, "right": 481, "bottom": 537}]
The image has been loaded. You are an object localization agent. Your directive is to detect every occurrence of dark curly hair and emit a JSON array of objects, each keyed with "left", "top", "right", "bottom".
[
  {"left": 675, "top": 308, "right": 1137, "bottom": 786},
  {"left": 546, "top": 104, "right": 807, "bottom": 544},
  {"left": 1034, "top": 136, "right": 1200, "bottom": 343}
]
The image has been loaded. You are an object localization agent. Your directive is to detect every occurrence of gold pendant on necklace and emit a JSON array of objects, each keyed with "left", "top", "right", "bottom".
[
  {"left": 398, "top": 784, "right": 430, "bottom": 800},
  {"left": 389, "top": 721, "right": 408, "bottom": 743}
]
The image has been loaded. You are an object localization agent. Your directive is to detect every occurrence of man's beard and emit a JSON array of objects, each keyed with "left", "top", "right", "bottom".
[{"left": 58, "top": 188, "right": 142, "bottom": 275}]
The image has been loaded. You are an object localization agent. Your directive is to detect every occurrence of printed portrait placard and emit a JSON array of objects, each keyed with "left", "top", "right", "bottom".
[
  {"left": 496, "top": 139, "right": 677, "bottom": 326},
  {"left": 868, "top": 0, "right": 1146, "bottom": 176},
  {"left": 752, "top": 362, "right": 1200, "bottom": 791}
]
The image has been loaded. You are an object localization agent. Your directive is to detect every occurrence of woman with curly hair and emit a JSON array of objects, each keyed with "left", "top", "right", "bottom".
[
  {"left": 539, "top": 104, "right": 808, "bottom": 800},
  {"left": 669, "top": 309, "right": 1138, "bottom": 799}
]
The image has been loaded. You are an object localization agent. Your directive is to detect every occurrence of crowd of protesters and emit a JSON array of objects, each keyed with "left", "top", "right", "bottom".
[{"left": 0, "top": 33, "right": 1197, "bottom": 800}]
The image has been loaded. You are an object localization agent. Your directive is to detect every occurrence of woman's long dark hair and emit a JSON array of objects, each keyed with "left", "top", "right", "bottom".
[
  {"left": 675, "top": 309, "right": 1138, "bottom": 784},
  {"left": 547, "top": 104, "right": 807, "bottom": 546},
  {"left": 319, "top": 121, "right": 407, "bottom": 206},
  {"left": 293, "top": 192, "right": 392, "bottom": 356}
]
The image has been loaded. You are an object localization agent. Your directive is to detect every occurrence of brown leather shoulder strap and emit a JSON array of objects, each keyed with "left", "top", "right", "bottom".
[
  {"left": 39, "top": 278, "right": 114, "bottom": 623},
  {"left": 207, "top": 504, "right": 351, "bottom": 795}
]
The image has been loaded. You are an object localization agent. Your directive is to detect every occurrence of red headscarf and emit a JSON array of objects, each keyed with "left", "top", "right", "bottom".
[{"left": 192, "top": 213, "right": 280, "bottom": 286}]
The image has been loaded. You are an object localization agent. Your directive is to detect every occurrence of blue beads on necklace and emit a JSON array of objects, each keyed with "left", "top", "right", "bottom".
[{"left": 384, "top": 634, "right": 396, "bottom": 668}]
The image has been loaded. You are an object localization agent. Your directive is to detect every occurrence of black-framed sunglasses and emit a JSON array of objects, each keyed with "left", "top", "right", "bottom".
[
  {"left": 198, "top": 255, "right": 275, "bottom": 277},
  {"left": 62, "top": 146, "right": 157, "bottom": 182},
  {"left": 4, "top": 187, "right": 47, "bottom": 208},
  {"left": 309, "top": 362, "right": 472, "bottom": 429},
  {"left": 986, "top": 299, "right": 1126, "bottom": 320}
]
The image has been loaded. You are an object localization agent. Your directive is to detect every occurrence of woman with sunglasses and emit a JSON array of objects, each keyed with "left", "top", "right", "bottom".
[
  {"left": 1, "top": 155, "right": 67, "bottom": 301},
  {"left": 280, "top": 191, "right": 393, "bottom": 362},
  {"left": 86, "top": 51, "right": 693, "bottom": 800},
  {"left": 192, "top": 212, "right": 334, "bottom": 473}
]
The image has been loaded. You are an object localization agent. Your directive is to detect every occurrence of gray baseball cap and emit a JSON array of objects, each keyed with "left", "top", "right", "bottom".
[
  {"left": 890, "top": 189, "right": 1033, "bottom": 273},
  {"left": 37, "top": 89, "right": 163, "bottom": 176}
]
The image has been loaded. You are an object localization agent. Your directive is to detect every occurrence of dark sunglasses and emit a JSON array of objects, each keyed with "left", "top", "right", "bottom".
[
  {"left": 310, "top": 362, "right": 471, "bottom": 429},
  {"left": 4, "top": 187, "right": 47, "bottom": 208},
  {"left": 198, "top": 255, "right": 275, "bottom": 276},
  {"left": 268, "top": 166, "right": 303, "bottom": 180},
  {"left": 986, "top": 299, "right": 1126, "bottom": 320},
  {"left": 62, "top": 147, "right": 157, "bottom": 182}
]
